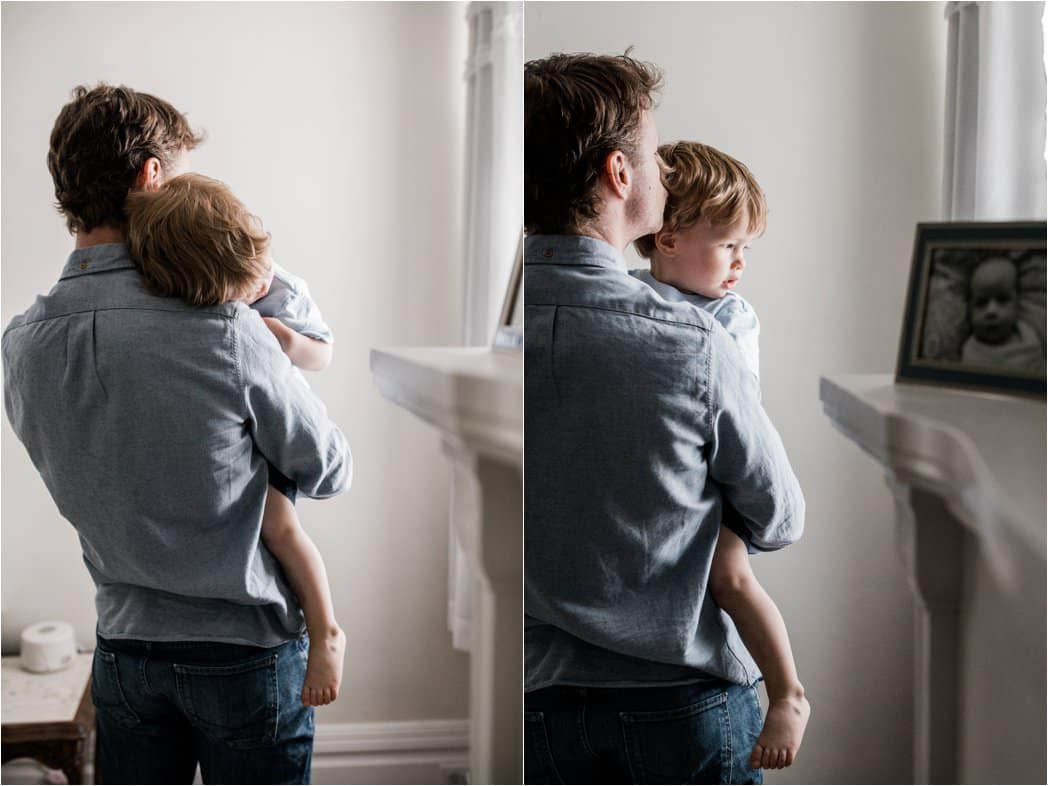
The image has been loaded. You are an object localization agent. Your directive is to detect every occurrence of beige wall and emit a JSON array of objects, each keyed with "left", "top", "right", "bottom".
[
  {"left": 1, "top": 1, "right": 470, "bottom": 725},
  {"left": 526, "top": 2, "right": 946, "bottom": 783}
]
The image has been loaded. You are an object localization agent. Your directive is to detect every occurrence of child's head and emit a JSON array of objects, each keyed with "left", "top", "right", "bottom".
[
  {"left": 968, "top": 255, "right": 1019, "bottom": 344},
  {"left": 635, "top": 141, "right": 767, "bottom": 299},
  {"left": 126, "top": 173, "right": 274, "bottom": 307}
]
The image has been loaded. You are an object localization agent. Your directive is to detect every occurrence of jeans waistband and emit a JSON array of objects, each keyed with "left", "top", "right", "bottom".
[{"left": 96, "top": 631, "right": 301, "bottom": 661}]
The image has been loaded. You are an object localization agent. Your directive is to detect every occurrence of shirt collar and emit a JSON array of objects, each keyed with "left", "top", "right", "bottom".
[
  {"left": 524, "top": 234, "right": 625, "bottom": 271},
  {"left": 59, "top": 242, "right": 136, "bottom": 280}
]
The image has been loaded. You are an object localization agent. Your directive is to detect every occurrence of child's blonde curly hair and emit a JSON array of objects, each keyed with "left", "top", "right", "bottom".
[{"left": 636, "top": 141, "right": 767, "bottom": 259}]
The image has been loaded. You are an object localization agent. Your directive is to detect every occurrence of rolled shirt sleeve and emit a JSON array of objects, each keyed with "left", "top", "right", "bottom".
[
  {"left": 236, "top": 307, "right": 351, "bottom": 499},
  {"left": 707, "top": 324, "right": 804, "bottom": 551}
]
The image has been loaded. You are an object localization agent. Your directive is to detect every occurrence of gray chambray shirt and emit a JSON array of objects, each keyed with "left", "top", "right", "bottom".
[
  {"left": 3, "top": 243, "right": 352, "bottom": 647},
  {"left": 524, "top": 234, "right": 804, "bottom": 691}
]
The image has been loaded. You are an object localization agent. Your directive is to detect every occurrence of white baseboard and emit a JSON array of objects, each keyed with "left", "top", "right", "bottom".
[
  {"left": 312, "top": 719, "right": 470, "bottom": 785},
  {"left": 2, "top": 719, "right": 470, "bottom": 785}
]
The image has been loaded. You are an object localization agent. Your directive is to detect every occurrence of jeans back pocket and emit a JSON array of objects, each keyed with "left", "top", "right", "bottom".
[
  {"left": 524, "top": 710, "right": 565, "bottom": 784},
  {"left": 620, "top": 690, "right": 729, "bottom": 784},
  {"left": 91, "top": 649, "right": 141, "bottom": 730},
  {"left": 174, "top": 653, "right": 279, "bottom": 750}
]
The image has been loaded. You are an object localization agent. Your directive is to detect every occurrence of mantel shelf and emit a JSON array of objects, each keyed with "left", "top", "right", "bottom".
[
  {"left": 820, "top": 372, "right": 1046, "bottom": 785},
  {"left": 370, "top": 347, "right": 522, "bottom": 466},
  {"left": 820, "top": 373, "right": 1046, "bottom": 568}
]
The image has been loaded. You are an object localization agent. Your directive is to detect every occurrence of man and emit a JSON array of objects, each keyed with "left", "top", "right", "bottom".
[
  {"left": 3, "top": 84, "right": 351, "bottom": 784},
  {"left": 524, "top": 53, "right": 805, "bottom": 783}
]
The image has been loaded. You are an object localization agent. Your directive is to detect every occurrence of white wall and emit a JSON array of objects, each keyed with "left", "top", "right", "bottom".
[
  {"left": 526, "top": 3, "right": 946, "bottom": 783},
  {"left": 1, "top": 1, "right": 470, "bottom": 727}
]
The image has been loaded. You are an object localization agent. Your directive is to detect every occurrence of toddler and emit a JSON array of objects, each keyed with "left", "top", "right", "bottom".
[
  {"left": 126, "top": 173, "right": 346, "bottom": 707},
  {"left": 961, "top": 255, "right": 1044, "bottom": 371},
  {"left": 634, "top": 141, "right": 810, "bottom": 771}
]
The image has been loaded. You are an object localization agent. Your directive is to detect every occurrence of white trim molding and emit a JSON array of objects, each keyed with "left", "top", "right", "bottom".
[
  {"left": 2, "top": 720, "right": 470, "bottom": 785},
  {"left": 312, "top": 719, "right": 470, "bottom": 785}
]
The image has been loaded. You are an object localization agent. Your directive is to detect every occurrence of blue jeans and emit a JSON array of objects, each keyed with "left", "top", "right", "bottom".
[
  {"left": 524, "top": 681, "right": 764, "bottom": 784},
  {"left": 92, "top": 633, "right": 314, "bottom": 784}
]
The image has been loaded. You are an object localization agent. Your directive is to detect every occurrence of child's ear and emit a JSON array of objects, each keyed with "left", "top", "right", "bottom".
[{"left": 654, "top": 229, "right": 677, "bottom": 257}]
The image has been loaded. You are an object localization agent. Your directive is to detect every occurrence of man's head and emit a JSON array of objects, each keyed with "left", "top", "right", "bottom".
[
  {"left": 636, "top": 141, "right": 767, "bottom": 299},
  {"left": 524, "top": 52, "right": 666, "bottom": 243},
  {"left": 48, "top": 83, "right": 203, "bottom": 234},
  {"left": 126, "top": 173, "right": 273, "bottom": 307},
  {"left": 969, "top": 255, "right": 1020, "bottom": 345}
]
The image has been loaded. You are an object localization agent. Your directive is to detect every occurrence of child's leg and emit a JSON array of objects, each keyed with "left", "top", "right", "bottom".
[
  {"left": 261, "top": 485, "right": 347, "bottom": 707},
  {"left": 709, "top": 525, "right": 810, "bottom": 770}
]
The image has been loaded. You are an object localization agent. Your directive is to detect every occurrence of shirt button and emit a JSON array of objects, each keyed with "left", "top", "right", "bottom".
[
  {"left": 79, "top": 262, "right": 87, "bottom": 270},
  {"left": 543, "top": 250, "right": 553, "bottom": 258}
]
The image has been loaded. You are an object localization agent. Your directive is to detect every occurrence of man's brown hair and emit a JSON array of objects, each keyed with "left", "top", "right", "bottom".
[
  {"left": 126, "top": 173, "right": 271, "bottom": 307},
  {"left": 525, "top": 51, "right": 663, "bottom": 235},
  {"left": 635, "top": 141, "right": 768, "bottom": 258},
  {"left": 47, "top": 83, "right": 204, "bottom": 233}
]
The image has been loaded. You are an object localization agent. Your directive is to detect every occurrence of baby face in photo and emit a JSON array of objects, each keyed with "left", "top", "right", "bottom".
[{"left": 969, "top": 256, "right": 1019, "bottom": 345}]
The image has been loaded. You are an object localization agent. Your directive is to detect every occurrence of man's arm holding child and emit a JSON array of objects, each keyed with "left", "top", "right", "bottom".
[
  {"left": 238, "top": 312, "right": 351, "bottom": 498},
  {"left": 707, "top": 324, "right": 804, "bottom": 548},
  {"left": 263, "top": 317, "right": 333, "bottom": 371}
]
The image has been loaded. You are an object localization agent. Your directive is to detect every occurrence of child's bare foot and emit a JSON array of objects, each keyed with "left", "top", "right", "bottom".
[
  {"left": 749, "top": 692, "right": 810, "bottom": 770},
  {"left": 301, "top": 626, "right": 346, "bottom": 707}
]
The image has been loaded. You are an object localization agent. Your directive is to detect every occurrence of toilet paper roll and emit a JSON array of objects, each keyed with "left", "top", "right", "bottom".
[{"left": 20, "top": 620, "right": 77, "bottom": 673}]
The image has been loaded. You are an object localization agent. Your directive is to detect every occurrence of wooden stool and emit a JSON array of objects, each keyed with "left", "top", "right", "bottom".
[{"left": 2, "top": 654, "right": 95, "bottom": 784}]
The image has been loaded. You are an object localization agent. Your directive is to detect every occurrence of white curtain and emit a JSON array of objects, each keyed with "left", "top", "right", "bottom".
[
  {"left": 942, "top": 1, "right": 1047, "bottom": 219},
  {"left": 449, "top": 0, "right": 523, "bottom": 651}
]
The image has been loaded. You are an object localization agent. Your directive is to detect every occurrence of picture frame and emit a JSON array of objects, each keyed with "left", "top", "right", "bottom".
[
  {"left": 493, "top": 231, "right": 523, "bottom": 351},
  {"left": 896, "top": 221, "right": 1046, "bottom": 397}
]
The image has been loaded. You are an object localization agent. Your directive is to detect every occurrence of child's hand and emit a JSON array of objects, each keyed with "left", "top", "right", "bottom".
[
  {"left": 262, "top": 316, "right": 293, "bottom": 352},
  {"left": 261, "top": 317, "right": 333, "bottom": 371}
]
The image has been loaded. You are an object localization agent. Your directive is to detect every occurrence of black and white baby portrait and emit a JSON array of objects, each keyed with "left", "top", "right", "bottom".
[{"left": 917, "top": 247, "right": 1047, "bottom": 375}]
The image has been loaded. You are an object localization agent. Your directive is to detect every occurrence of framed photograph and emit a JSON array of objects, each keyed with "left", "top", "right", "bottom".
[
  {"left": 493, "top": 231, "right": 523, "bottom": 351},
  {"left": 896, "top": 221, "right": 1046, "bottom": 396}
]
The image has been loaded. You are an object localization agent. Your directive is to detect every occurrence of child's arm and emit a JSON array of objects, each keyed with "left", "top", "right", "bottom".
[
  {"left": 263, "top": 317, "right": 333, "bottom": 371},
  {"left": 260, "top": 489, "right": 346, "bottom": 706},
  {"left": 709, "top": 525, "right": 810, "bottom": 770}
]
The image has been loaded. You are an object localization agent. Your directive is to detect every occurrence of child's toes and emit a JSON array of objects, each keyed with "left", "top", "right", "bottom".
[{"left": 749, "top": 745, "right": 763, "bottom": 770}]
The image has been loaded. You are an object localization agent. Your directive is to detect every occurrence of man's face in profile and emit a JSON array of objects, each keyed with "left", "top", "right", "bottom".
[{"left": 625, "top": 109, "right": 668, "bottom": 240}]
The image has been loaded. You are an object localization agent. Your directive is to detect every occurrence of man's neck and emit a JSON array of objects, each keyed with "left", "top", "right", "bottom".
[
  {"left": 577, "top": 222, "right": 632, "bottom": 255},
  {"left": 75, "top": 225, "right": 125, "bottom": 249}
]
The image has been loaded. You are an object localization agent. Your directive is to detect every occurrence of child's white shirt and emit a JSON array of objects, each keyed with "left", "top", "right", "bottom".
[
  {"left": 630, "top": 268, "right": 760, "bottom": 379},
  {"left": 251, "top": 263, "right": 334, "bottom": 344}
]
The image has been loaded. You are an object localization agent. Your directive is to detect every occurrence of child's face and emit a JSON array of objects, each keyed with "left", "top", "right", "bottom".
[
  {"left": 969, "top": 257, "right": 1019, "bottom": 344},
  {"left": 656, "top": 213, "right": 757, "bottom": 299},
  {"left": 240, "top": 255, "right": 276, "bottom": 304}
]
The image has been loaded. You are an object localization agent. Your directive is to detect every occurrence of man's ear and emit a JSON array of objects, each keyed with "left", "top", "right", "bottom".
[
  {"left": 602, "top": 150, "right": 630, "bottom": 200},
  {"left": 133, "top": 157, "right": 164, "bottom": 192},
  {"left": 653, "top": 228, "right": 677, "bottom": 257}
]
